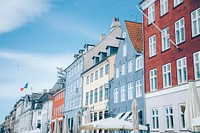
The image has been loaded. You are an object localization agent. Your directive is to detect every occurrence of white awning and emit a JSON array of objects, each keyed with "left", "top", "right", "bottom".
[
  {"left": 115, "top": 112, "right": 124, "bottom": 119},
  {"left": 121, "top": 111, "right": 131, "bottom": 120}
]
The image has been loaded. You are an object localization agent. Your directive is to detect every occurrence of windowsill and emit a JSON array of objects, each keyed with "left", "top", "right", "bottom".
[
  {"left": 192, "top": 33, "right": 200, "bottom": 39},
  {"left": 176, "top": 40, "right": 186, "bottom": 46},
  {"left": 165, "top": 129, "right": 175, "bottom": 132},
  {"left": 161, "top": 48, "right": 170, "bottom": 53},
  {"left": 180, "top": 128, "right": 188, "bottom": 131},
  {"left": 160, "top": 12, "right": 168, "bottom": 18},
  {"left": 148, "top": 21, "right": 155, "bottom": 27},
  {"left": 151, "top": 129, "right": 159, "bottom": 132},
  {"left": 173, "top": 1, "right": 183, "bottom": 9},
  {"left": 149, "top": 54, "right": 156, "bottom": 59},
  {"left": 150, "top": 89, "right": 157, "bottom": 92}
]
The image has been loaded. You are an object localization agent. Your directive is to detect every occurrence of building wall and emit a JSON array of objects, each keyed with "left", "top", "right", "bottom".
[
  {"left": 41, "top": 100, "right": 52, "bottom": 133},
  {"left": 51, "top": 89, "right": 64, "bottom": 132},
  {"left": 141, "top": 0, "right": 200, "bottom": 132},
  {"left": 64, "top": 56, "right": 83, "bottom": 131},
  {"left": 143, "top": 0, "right": 200, "bottom": 92},
  {"left": 109, "top": 23, "right": 145, "bottom": 123},
  {"left": 82, "top": 54, "right": 116, "bottom": 125}
]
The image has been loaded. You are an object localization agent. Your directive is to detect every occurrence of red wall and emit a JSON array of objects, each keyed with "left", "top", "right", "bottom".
[{"left": 143, "top": 0, "right": 200, "bottom": 93}]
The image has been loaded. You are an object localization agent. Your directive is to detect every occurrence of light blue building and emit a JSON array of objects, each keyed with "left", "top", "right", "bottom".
[
  {"left": 109, "top": 20, "right": 145, "bottom": 126},
  {"left": 63, "top": 44, "right": 95, "bottom": 133}
]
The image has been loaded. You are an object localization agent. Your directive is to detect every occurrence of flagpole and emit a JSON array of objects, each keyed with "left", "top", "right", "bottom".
[{"left": 136, "top": 5, "right": 180, "bottom": 50}]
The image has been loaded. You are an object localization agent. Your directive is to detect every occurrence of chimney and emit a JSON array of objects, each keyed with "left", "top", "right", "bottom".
[
  {"left": 100, "top": 34, "right": 106, "bottom": 41},
  {"left": 110, "top": 17, "right": 120, "bottom": 32}
]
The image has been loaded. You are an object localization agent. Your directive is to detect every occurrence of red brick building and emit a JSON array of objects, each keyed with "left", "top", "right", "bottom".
[
  {"left": 140, "top": 0, "right": 200, "bottom": 132},
  {"left": 51, "top": 89, "right": 64, "bottom": 132}
]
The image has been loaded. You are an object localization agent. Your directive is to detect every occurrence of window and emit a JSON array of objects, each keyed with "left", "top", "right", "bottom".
[
  {"left": 128, "top": 60, "right": 133, "bottom": 73},
  {"left": 90, "top": 113, "right": 93, "bottom": 122},
  {"left": 136, "top": 80, "right": 142, "bottom": 97},
  {"left": 90, "top": 73, "right": 94, "bottom": 83},
  {"left": 162, "top": 63, "right": 172, "bottom": 88},
  {"left": 148, "top": 4, "right": 155, "bottom": 24},
  {"left": 174, "top": 0, "right": 183, "bottom": 7},
  {"left": 99, "top": 112, "right": 103, "bottom": 120},
  {"left": 149, "top": 35, "right": 156, "bottom": 57},
  {"left": 100, "top": 67, "right": 103, "bottom": 77},
  {"left": 94, "top": 112, "right": 97, "bottom": 121},
  {"left": 121, "top": 64, "right": 125, "bottom": 75},
  {"left": 95, "top": 70, "right": 98, "bottom": 80},
  {"left": 150, "top": 68, "right": 157, "bottom": 91},
  {"left": 136, "top": 56, "right": 143, "bottom": 70},
  {"left": 105, "top": 88, "right": 109, "bottom": 100},
  {"left": 194, "top": 51, "right": 200, "bottom": 79},
  {"left": 99, "top": 86, "right": 103, "bottom": 101},
  {"left": 164, "top": 106, "right": 174, "bottom": 129},
  {"left": 94, "top": 88, "right": 98, "bottom": 103},
  {"left": 161, "top": 27, "right": 170, "bottom": 51},
  {"left": 177, "top": 57, "right": 187, "bottom": 84},
  {"left": 179, "top": 104, "right": 186, "bottom": 129},
  {"left": 123, "top": 44, "right": 127, "bottom": 57},
  {"left": 191, "top": 7, "right": 200, "bottom": 37},
  {"left": 105, "top": 64, "right": 109, "bottom": 75},
  {"left": 116, "top": 67, "right": 119, "bottom": 78},
  {"left": 152, "top": 108, "right": 159, "bottom": 130},
  {"left": 175, "top": 18, "right": 185, "bottom": 44},
  {"left": 160, "top": 0, "right": 168, "bottom": 16},
  {"left": 121, "top": 85, "right": 126, "bottom": 101},
  {"left": 128, "top": 82, "right": 133, "bottom": 99},
  {"left": 86, "top": 76, "right": 89, "bottom": 85},
  {"left": 90, "top": 90, "right": 93, "bottom": 104},
  {"left": 38, "top": 111, "right": 41, "bottom": 116},
  {"left": 114, "top": 88, "right": 119, "bottom": 103}
]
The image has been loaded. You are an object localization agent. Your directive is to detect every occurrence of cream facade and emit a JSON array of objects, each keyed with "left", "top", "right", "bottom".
[{"left": 82, "top": 54, "right": 116, "bottom": 126}]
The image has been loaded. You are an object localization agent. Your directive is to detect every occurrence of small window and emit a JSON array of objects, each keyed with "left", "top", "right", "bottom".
[
  {"left": 94, "top": 88, "right": 98, "bottom": 103},
  {"left": 86, "top": 76, "right": 89, "bottom": 85},
  {"left": 114, "top": 87, "right": 119, "bottom": 103},
  {"left": 121, "top": 85, "right": 126, "bottom": 101},
  {"left": 105, "top": 64, "right": 109, "bottom": 75},
  {"left": 161, "top": 27, "right": 170, "bottom": 51},
  {"left": 160, "top": 0, "right": 168, "bottom": 16},
  {"left": 136, "top": 80, "right": 142, "bottom": 97},
  {"left": 191, "top": 7, "right": 200, "bottom": 37},
  {"left": 149, "top": 35, "right": 156, "bottom": 57},
  {"left": 128, "top": 60, "right": 133, "bottom": 73},
  {"left": 90, "top": 90, "right": 93, "bottom": 104},
  {"left": 100, "top": 67, "right": 104, "bottom": 77},
  {"left": 162, "top": 63, "right": 172, "bottom": 88},
  {"left": 175, "top": 18, "right": 185, "bottom": 45},
  {"left": 121, "top": 64, "right": 126, "bottom": 75},
  {"left": 99, "top": 86, "right": 103, "bottom": 101},
  {"left": 150, "top": 68, "right": 157, "bottom": 91},
  {"left": 177, "top": 57, "right": 187, "bottom": 84},
  {"left": 193, "top": 51, "right": 200, "bottom": 79},
  {"left": 95, "top": 70, "right": 98, "bottom": 80},
  {"left": 116, "top": 67, "right": 119, "bottom": 78},
  {"left": 128, "top": 82, "right": 133, "bottom": 99},
  {"left": 148, "top": 4, "right": 155, "bottom": 24},
  {"left": 136, "top": 56, "right": 143, "bottom": 71},
  {"left": 152, "top": 108, "right": 159, "bottom": 130},
  {"left": 90, "top": 73, "right": 94, "bottom": 83},
  {"left": 164, "top": 106, "right": 174, "bottom": 129}
]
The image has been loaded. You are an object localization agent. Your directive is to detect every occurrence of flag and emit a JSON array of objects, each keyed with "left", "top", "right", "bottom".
[{"left": 20, "top": 83, "right": 28, "bottom": 91}]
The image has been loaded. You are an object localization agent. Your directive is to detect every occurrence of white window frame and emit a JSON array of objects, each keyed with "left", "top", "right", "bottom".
[
  {"left": 95, "top": 70, "right": 98, "bottom": 80},
  {"left": 160, "top": 0, "right": 168, "bottom": 16},
  {"left": 114, "top": 88, "right": 119, "bottom": 103},
  {"left": 128, "top": 82, "right": 133, "bottom": 99},
  {"left": 152, "top": 108, "right": 159, "bottom": 130},
  {"left": 136, "top": 79, "right": 142, "bottom": 98},
  {"left": 86, "top": 76, "right": 89, "bottom": 85},
  {"left": 191, "top": 7, "right": 200, "bottom": 37},
  {"left": 123, "top": 44, "right": 127, "bottom": 57},
  {"left": 174, "top": 0, "right": 183, "bottom": 7},
  {"left": 150, "top": 68, "right": 157, "bottom": 91},
  {"left": 121, "top": 85, "right": 126, "bottom": 102},
  {"left": 148, "top": 4, "right": 155, "bottom": 24},
  {"left": 175, "top": 18, "right": 185, "bottom": 45},
  {"left": 161, "top": 27, "right": 170, "bottom": 51},
  {"left": 162, "top": 63, "right": 172, "bottom": 88},
  {"left": 193, "top": 51, "right": 200, "bottom": 80},
  {"left": 121, "top": 64, "right": 126, "bottom": 75},
  {"left": 149, "top": 35, "right": 156, "bottom": 57},
  {"left": 177, "top": 57, "right": 187, "bottom": 84},
  {"left": 179, "top": 104, "right": 186, "bottom": 130},
  {"left": 164, "top": 106, "right": 174, "bottom": 130},
  {"left": 128, "top": 60, "right": 133, "bottom": 73},
  {"left": 116, "top": 67, "right": 119, "bottom": 78},
  {"left": 136, "top": 56, "right": 143, "bottom": 71}
]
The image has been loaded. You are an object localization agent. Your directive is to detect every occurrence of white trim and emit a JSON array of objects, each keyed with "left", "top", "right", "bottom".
[
  {"left": 140, "top": 0, "right": 156, "bottom": 10},
  {"left": 145, "top": 80, "right": 200, "bottom": 99}
]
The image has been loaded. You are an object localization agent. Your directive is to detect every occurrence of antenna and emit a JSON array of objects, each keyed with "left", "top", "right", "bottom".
[{"left": 136, "top": 5, "right": 181, "bottom": 51}]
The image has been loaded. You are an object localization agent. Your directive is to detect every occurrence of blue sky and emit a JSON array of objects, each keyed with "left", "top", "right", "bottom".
[{"left": 0, "top": 0, "right": 142, "bottom": 124}]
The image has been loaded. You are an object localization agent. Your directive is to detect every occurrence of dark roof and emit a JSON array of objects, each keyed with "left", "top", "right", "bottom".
[{"left": 124, "top": 20, "right": 143, "bottom": 52}]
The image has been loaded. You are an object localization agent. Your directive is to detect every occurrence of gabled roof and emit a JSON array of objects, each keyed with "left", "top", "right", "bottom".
[{"left": 124, "top": 20, "right": 143, "bottom": 52}]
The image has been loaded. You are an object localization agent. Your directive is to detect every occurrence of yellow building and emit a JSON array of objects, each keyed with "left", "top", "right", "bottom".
[{"left": 82, "top": 46, "right": 117, "bottom": 127}]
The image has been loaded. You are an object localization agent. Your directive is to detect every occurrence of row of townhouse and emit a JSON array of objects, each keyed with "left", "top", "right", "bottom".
[
  {"left": 52, "top": 0, "right": 200, "bottom": 133},
  {"left": 2, "top": 88, "right": 60, "bottom": 133}
]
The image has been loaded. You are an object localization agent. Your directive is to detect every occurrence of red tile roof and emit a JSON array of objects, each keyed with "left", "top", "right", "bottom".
[{"left": 125, "top": 20, "right": 143, "bottom": 52}]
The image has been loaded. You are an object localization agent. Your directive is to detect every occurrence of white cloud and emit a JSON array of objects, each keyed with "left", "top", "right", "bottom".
[
  {"left": 0, "top": 0, "right": 51, "bottom": 33},
  {"left": 0, "top": 50, "right": 73, "bottom": 99}
]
